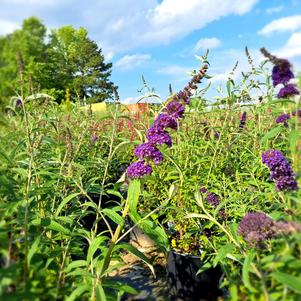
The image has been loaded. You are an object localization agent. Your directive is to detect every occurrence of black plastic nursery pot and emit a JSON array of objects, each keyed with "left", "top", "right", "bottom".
[{"left": 166, "top": 250, "right": 223, "bottom": 301}]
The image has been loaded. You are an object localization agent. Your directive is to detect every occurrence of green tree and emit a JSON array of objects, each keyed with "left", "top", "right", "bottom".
[
  {"left": 46, "top": 26, "right": 116, "bottom": 103},
  {"left": 0, "top": 17, "right": 47, "bottom": 106},
  {"left": 0, "top": 18, "right": 116, "bottom": 107}
]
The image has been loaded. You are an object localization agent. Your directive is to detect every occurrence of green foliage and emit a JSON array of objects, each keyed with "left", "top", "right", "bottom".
[{"left": 0, "top": 17, "right": 116, "bottom": 108}]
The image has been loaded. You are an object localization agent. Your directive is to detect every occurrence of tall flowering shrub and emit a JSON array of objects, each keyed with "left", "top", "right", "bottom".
[
  {"left": 126, "top": 64, "right": 209, "bottom": 179},
  {"left": 261, "top": 48, "right": 300, "bottom": 99}
]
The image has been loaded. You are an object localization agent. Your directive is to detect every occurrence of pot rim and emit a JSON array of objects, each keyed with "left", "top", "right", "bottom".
[{"left": 169, "top": 249, "right": 202, "bottom": 259}]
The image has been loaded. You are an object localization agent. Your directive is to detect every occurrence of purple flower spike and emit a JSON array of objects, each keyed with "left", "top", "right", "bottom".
[
  {"left": 134, "top": 142, "right": 164, "bottom": 165},
  {"left": 91, "top": 133, "right": 98, "bottom": 143},
  {"left": 206, "top": 192, "right": 220, "bottom": 207},
  {"left": 239, "top": 112, "right": 247, "bottom": 129},
  {"left": 276, "top": 113, "right": 290, "bottom": 127},
  {"left": 15, "top": 99, "right": 23, "bottom": 108},
  {"left": 200, "top": 187, "right": 208, "bottom": 194},
  {"left": 272, "top": 61, "right": 294, "bottom": 87},
  {"left": 276, "top": 176, "right": 298, "bottom": 191},
  {"left": 238, "top": 212, "right": 275, "bottom": 246},
  {"left": 166, "top": 100, "right": 185, "bottom": 118},
  {"left": 153, "top": 113, "right": 178, "bottom": 130},
  {"left": 262, "top": 149, "right": 298, "bottom": 191},
  {"left": 213, "top": 130, "right": 219, "bottom": 139},
  {"left": 177, "top": 90, "right": 190, "bottom": 104},
  {"left": 146, "top": 126, "right": 172, "bottom": 147},
  {"left": 126, "top": 161, "right": 152, "bottom": 179},
  {"left": 277, "top": 84, "right": 300, "bottom": 99}
]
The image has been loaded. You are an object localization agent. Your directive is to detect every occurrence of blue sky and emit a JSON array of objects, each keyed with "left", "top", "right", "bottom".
[{"left": 1, "top": 0, "right": 301, "bottom": 102}]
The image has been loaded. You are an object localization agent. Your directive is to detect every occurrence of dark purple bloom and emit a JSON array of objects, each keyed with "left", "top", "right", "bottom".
[
  {"left": 277, "top": 84, "right": 300, "bottom": 98},
  {"left": 238, "top": 212, "right": 275, "bottom": 246},
  {"left": 275, "top": 176, "right": 298, "bottom": 191},
  {"left": 213, "top": 130, "right": 219, "bottom": 139},
  {"left": 205, "top": 192, "right": 220, "bottom": 207},
  {"left": 272, "top": 60, "right": 294, "bottom": 87},
  {"left": 134, "top": 142, "right": 163, "bottom": 165},
  {"left": 292, "top": 109, "right": 301, "bottom": 117},
  {"left": 262, "top": 150, "right": 298, "bottom": 191},
  {"left": 166, "top": 100, "right": 185, "bottom": 118},
  {"left": 276, "top": 113, "right": 290, "bottom": 127},
  {"left": 15, "top": 98, "right": 23, "bottom": 108},
  {"left": 200, "top": 187, "right": 208, "bottom": 194},
  {"left": 91, "top": 133, "right": 98, "bottom": 142},
  {"left": 126, "top": 161, "right": 152, "bottom": 179},
  {"left": 153, "top": 113, "right": 178, "bottom": 130},
  {"left": 262, "top": 150, "right": 291, "bottom": 175},
  {"left": 200, "top": 187, "right": 220, "bottom": 207},
  {"left": 239, "top": 112, "right": 247, "bottom": 129},
  {"left": 146, "top": 126, "right": 172, "bottom": 147},
  {"left": 177, "top": 90, "right": 190, "bottom": 104}
]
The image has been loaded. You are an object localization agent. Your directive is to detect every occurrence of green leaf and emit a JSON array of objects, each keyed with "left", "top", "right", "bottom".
[
  {"left": 213, "top": 244, "right": 235, "bottom": 267},
  {"left": 65, "top": 260, "right": 87, "bottom": 274},
  {"left": 138, "top": 219, "right": 169, "bottom": 252},
  {"left": 31, "top": 218, "right": 70, "bottom": 235},
  {"left": 96, "top": 284, "right": 107, "bottom": 301},
  {"left": 87, "top": 236, "right": 108, "bottom": 263},
  {"left": 260, "top": 126, "right": 283, "bottom": 144},
  {"left": 55, "top": 192, "right": 81, "bottom": 217},
  {"left": 271, "top": 271, "right": 301, "bottom": 293},
  {"left": 196, "top": 262, "right": 212, "bottom": 275},
  {"left": 242, "top": 252, "right": 257, "bottom": 293},
  {"left": 27, "top": 236, "right": 41, "bottom": 266},
  {"left": 102, "top": 208, "right": 124, "bottom": 226},
  {"left": 127, "top": 179, "right": 140, "bottom": 213},
  {"left": 114, "top": 242, "right": 155, "bottom": 276},
  {"left": 65, "top": 284, "right": 90, "bottom": 301}
]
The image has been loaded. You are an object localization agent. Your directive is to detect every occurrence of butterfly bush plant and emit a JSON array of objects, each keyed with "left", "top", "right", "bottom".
[{"left": 130, "top": 50, "right": 301, "bottom": 300}]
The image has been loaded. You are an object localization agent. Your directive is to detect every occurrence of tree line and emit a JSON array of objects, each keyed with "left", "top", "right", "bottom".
[{"left": 0, "top": 17, "right": 116, "bottom": 108}]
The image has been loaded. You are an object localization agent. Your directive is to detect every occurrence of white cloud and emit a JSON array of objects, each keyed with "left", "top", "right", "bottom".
[
  {"left": 115, "top": 53, "right": 151, "bottom": 70},
  {"left": 276, "top": 32, "right": 301, "bottom": 59},
  {"left": 0, "top": 0, "right": 258, "bottom": 55},
  {"left": 258, "top": 15, "right": 301, "bottom": 36},
  {"left": 0, "top": 19, "right": 19, "bottom": 35},
  {"left": 266, "top": 6, "right": 284, "bottom": 14},
  {"left": 142, "top": 0, "right": 258, "bottom": 45},
  {"left": 157, "top": 65, "right": 192, "bottom": 76},
  {"left": 194, "top": 37, "right": 221, "bottom": 52}
]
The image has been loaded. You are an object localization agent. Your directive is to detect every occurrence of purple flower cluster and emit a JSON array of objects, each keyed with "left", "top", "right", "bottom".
[
  {"left": 153, "top": 114, "right": 178, "bottom": 130},
  {"left": 126, "top": 160, "right": 152, "bottom": 179},
  {"left": 271, "top": 59, "right": 294, "bottom": 87},
  {"left": 15, "top": 98, "right": 23, "bottom": 108},
  {"left": 262, "top": 150, "right": 298, "bottom": 191},
  {"left": 260, "top": 48, "right": 300, "bottom": 99},
  {"left": 213, "top": 130, "right": 220, "bottom": 139},
  {"left": 238, "top": 112, "right": 247, "bottom": 130},
  {"left": 276, "top": 113, "right": 290, "bottom": 127},
  {"left": 200, "top": 187, "right": 220, "bottom": 207},
  {"left": 238, "top": 212, "right": 301, "bottom": 246},
  {"left": 238, "top": 212, "right": 275, "bottom": 246},
  {"left": 277, "top": 83, "right": 300, "bottom": 99},
  {"left": 166, "top": 100, "right": 185, "bottom": 118},
  {"left": 275, "top": 110, "right": 301, "bottom": 127},
  {"left": 146, "top": 126, "right": 172, "bottom": 147},
  {"left": 134, "top": 142, "right": 163, "bottom": 165},
  {"left": 126, "top": 64, "right": 209, "bottom": 179}
]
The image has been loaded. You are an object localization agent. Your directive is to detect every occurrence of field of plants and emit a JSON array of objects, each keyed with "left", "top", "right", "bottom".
[{"left": 0, "top": 47, "right": 301, "bottom": 301}]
